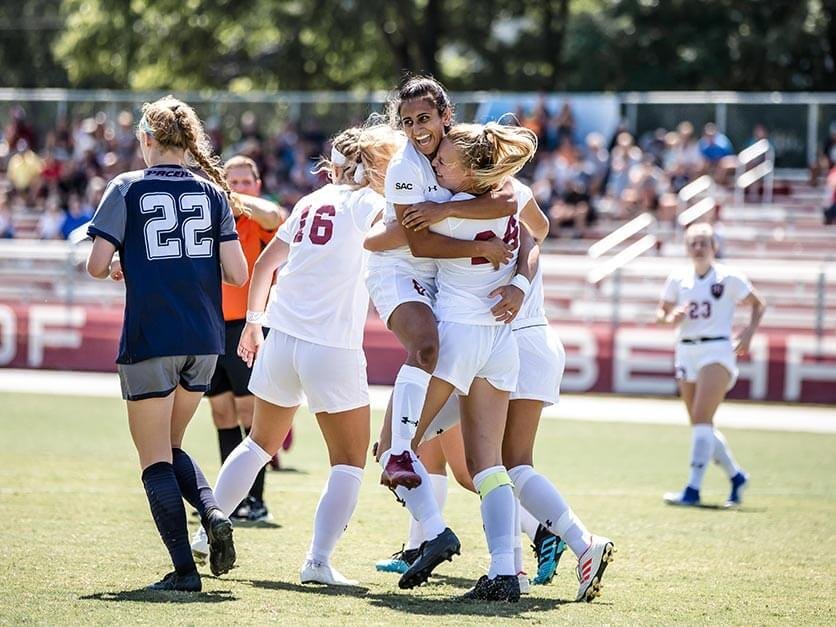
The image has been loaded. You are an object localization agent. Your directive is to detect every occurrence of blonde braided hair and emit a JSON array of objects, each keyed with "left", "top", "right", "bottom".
[{"left": 140, "top": 95, "right": 247, "bottom": 216}]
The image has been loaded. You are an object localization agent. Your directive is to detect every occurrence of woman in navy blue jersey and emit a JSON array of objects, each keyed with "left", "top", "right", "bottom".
[{"left": 86, "top": 95, "right": 248, "bottom": 592}]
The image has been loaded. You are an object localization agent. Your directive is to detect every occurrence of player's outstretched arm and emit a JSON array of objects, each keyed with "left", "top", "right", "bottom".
[
  {"left": 219, "top": 240, "right": 248, "bottom": 287},
  {"left": 234, "top": 192, "right": 286, "bottom": 230},
  {"left": 395, "top": 203, "right": 513, "bottom": 269},
  {"left": 364, "top": 219, "right": 409, "bottom": 252},
  {"left": 520, "top": 197, "right": 549, "bottom": 244},
  {"left": 401, "top": 182, "right": 516, "bottom": 231}
]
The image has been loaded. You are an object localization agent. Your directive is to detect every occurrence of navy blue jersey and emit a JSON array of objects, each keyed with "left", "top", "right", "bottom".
[{"left": 88, "top": 164, "right": 239, "bottom": 364}]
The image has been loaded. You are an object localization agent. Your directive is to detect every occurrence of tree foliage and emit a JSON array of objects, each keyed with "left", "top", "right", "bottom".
[{"left": 1, "top": 0, "right": 830, "bottom": 91}]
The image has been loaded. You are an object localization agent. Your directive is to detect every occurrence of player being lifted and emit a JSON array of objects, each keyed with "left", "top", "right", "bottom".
[
  {"left": 367, "top": 75, "right": 517, "bottom": 588},
  {"left": 657, "top": 222, "right": 765, "bottom": 507}
]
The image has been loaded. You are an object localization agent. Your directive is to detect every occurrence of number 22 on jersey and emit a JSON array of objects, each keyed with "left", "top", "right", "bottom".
[
  {"left": 141, "top": 192, "right": 213, "bottom": 260},
  {"left": 293, "top": 205, "right": 335, "bottom": 245}
]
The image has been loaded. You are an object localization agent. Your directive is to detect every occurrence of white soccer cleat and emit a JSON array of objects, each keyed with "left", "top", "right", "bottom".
[
  {"left": 300, "top": 560, "right": 360, "bottom": 587},
  {"left": 575, "top": 536, "right": 614, "bottom": 602},
  {"left": 517, "top": 572, "right": 531, "bottom": 595},
  {"left": 191, "top": 527, "right": 209, "bottom": 566}
]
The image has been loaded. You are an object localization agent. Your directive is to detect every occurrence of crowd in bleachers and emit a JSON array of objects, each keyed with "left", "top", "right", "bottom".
[{"left": 1, "top": 102, "right": 833, "bottom": 242}]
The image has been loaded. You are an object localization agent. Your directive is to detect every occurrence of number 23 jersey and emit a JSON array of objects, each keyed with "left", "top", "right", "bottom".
[
  {"left": 430, "top": 178, "right": 532, "bottom": 326},
  {"left": 661, "top": 263, "right": 752, "bottom": 340},
  {"left": 263, "top": 184, "right": 384, "bottom": 350}
]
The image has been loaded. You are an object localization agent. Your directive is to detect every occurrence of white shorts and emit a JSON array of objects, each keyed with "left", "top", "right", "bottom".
[
  {"left": 511, "top": 324, "right": 565, "bottom": 406},
  {"left": 248, "top": 330, "right": 369, "bottom": 414},
  {"left": 434, "top": 321, "right": 519, "bottom": 396},
  {"left": 422, "top": 394, "right": 461, "bottom": 443},
  {"left": 674, "top": 339, "right": 738, "bottom": 390},
  {"left": 366, "top": 265, "right": 436, "bottom": 327}
]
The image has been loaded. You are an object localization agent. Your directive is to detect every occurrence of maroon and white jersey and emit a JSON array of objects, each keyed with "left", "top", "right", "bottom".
[
  {"left": 430, "top": 178, "right": 532, "bottom": 325},
  {"left": 369, "top": 140, "right": 452, "bottom": 281},
  {"left": 263, "top": 184, "right": 383, "bottom": 349},
  {"left": 661, "top": 263, "right": 752, "bottom": 340}
]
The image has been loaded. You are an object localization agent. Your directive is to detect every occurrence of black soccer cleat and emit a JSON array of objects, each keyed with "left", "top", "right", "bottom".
[
  {"left": 398, "top": 527, "right": 460, "bottom": 589},
  {"left": 461, "top": 575, "right": 521, "bottom": 602},
  {"left": 146, "top": 569, "right": 202, "bottom": 592},
  {"left": 205, "top": 508, "right": 236, "bottom": 576}
]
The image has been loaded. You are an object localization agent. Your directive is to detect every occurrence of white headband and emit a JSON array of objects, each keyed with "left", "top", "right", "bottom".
[{"left": 331, "top": 147, "right": 347, "bottom": 166}]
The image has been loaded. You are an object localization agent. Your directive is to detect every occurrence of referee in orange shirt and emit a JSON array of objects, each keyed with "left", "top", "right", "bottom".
[{"left": 206, "top": 155, "right": 286, "bottom": 522}]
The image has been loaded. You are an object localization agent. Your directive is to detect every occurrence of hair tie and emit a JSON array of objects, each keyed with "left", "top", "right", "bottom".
[
  {"left": 353, "top": 162, "right": 366, "bottom": 184},
  {"left": 138, "top": 116, "right": 154, "bottom": 136},
  {"left": 331, "top": 147, "right": 347, "bottom": 166}
]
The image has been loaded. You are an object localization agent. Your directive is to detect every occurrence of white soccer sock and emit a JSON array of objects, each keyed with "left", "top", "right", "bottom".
[
  {"left": 390, "top": 365, "right": 431, "bottom": 455},
  {"left": 405, "top": 473, "right": 448, "bottom": 550},
  {"left": 474, "top": 466, "right": 516, "bottom": 579},
  {"left": 307, "top": 464, "right": 364, "bottom": 565},
  {"left": 712, "top": 429, "right": 741, "bottom": 478},
  {"left": 380, "top": 449, "right": 446, "bottom": 540},
  {"left": 213, "top": 436, "right": 272, "bottom": 515},
  {"left": 509, "top": 464, "right": 592, "bottom": 559},
  {"left": 520, "top": 505, "right": 540, "bottom": 543},
  {"left": 688, "top": 424, "right": 715, "bottom": 490},
  {"left": 513, "top": 497, "right": 523, "bottom": 574}
]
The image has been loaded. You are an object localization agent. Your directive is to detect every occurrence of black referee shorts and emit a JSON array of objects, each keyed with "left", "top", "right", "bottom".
[{"left": 206, "top": 319, "right": 257, "bottom": 398}]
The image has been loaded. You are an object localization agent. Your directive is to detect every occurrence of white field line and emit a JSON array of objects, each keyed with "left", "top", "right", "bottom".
[{"left": 1, "top": 369, "right": 834, "bottom": 434}]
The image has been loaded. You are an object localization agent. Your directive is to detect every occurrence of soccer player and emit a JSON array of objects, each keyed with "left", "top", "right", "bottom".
[
  {"left": 657, "top": 222, "right": 766, "bottom": 507},
  {"left": 204, "top": 155, "right": 285, "bottom": 523},
  {"left": 402, "top": 122, "right": 539, "bottom": 601},
  {"left": 367, "top": 75, "right": 518, "bottom": 590},
  {"left": 192, "top": 124, "right": 402, "bottom": 586},
  {"left": 85, "top": 96, "right": 248, "bottom": 591}
]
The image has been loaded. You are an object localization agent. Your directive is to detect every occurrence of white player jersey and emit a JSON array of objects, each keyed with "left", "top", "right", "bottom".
[
  {"left": 368, "top": 141, "right": 452, "bottom": 280},
  {"left": 512, "top": 264, "right": 548, "bottom": 330},
  {"left": 661, "top": 262, "right": 752, "bottom": 340},
  {"left": 431, "top": 178, "right": 533, "bottom": 325},
  {"left": 263, "top": 184, "right": 383, "bottom": 349}
]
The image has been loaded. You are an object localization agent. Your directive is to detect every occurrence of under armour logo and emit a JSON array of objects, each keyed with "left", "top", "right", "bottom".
[
  {"left": 545, "top": 519, "right": 553, "bottom": 528},
  {"left": 428, "top": 185, "right": 438, "bottom": 192},
  {"left": 436, "top": 429, "right": 444, "bottom": 435},
  {"left": 401, "top": 416, "right": 418, "bottom": 426}
]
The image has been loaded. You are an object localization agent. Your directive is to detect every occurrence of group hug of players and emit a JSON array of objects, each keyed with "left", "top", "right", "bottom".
[{"left": 86, "top": 74, "right": 763, "bottom": 603}]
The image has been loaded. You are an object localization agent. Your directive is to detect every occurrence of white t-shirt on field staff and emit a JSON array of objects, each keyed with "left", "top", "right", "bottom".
[
  {"left": 263, "top": 184, "right": 383, "bottom": 350},
  {"left": 661, "top": 263, "right": 752, "bottom": 341}
]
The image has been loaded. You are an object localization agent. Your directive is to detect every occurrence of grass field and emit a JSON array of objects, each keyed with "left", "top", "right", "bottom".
[{"left": 1, "top": 391, "right": 834, "bottom": 625}]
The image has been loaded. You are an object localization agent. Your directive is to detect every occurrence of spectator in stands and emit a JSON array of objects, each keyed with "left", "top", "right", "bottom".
[
  {"left": 824, "top": 165, "right": 836, "bottom": 225},
  {"left": 37, "top": 195, "right": 64, "bottom": 239},
  {"left": 7, "top": 140, "right": 43, "bottom": 206},
  {"left": 554, "top": 101, "right": 576, "bottom": 146},
  {"left": 812, "top": 121, "right": 836, "bottom": 185},
  {"left": 4, "top": 106, "right": 37, "bottom": 151},
  {"left": 698, "top": 123, "right": 735, "bottom": 183},
  {"left": 114, "top": 110, "right": 137, "bottom": 162},
  {"left": 60, "top": 192, "right": 93, "bottom": 240},
  {"left": 583, "top": 132, "right": 609, "bottom": 197},
  {"left": 0, "top": 192, "right": 13, "bottom": 238},
  {"left": 622, "top": 152, "right": 667, "bottom": 217}
]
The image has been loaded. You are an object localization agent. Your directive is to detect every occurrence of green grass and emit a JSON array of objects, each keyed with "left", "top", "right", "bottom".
[{"left": 1, "top": 392, "right": 834, "bottom": 625}]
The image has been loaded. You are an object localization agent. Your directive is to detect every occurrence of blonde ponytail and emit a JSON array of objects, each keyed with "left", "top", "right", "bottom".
[
  {"left": 314, "top": 127, "right": 362, "bottom": 185},
  {"left": 446, "top": 122, "right": 538, "bottom": 194}
]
